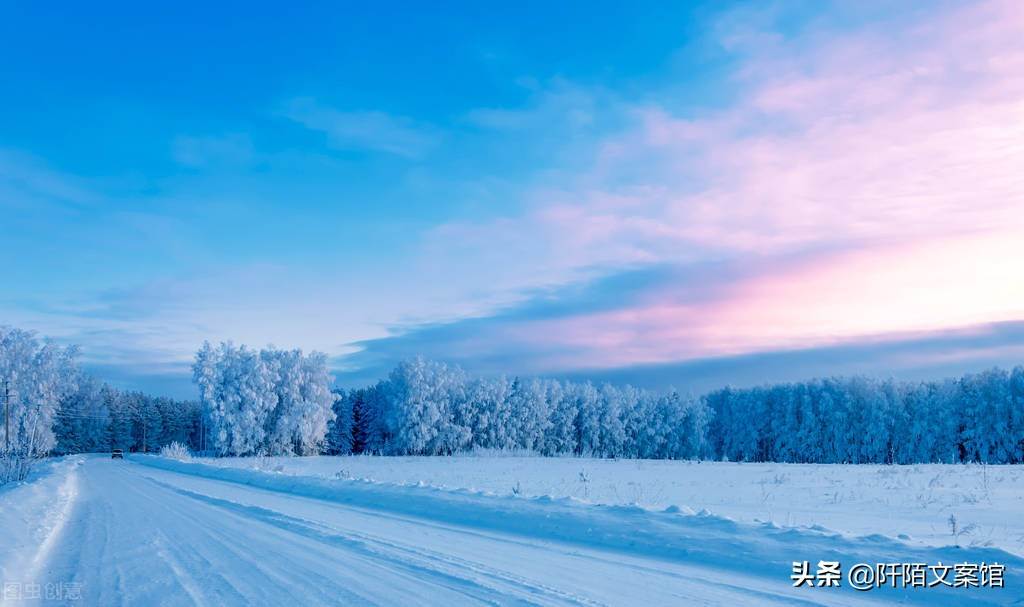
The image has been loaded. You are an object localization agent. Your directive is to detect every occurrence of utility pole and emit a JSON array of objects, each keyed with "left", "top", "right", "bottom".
[{"left": 3, "top": 380, "right": 9, "bottom": 454}]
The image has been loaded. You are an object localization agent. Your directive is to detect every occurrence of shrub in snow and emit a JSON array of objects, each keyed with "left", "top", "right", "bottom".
[
  {"left": 160, "top": 441, "right": 191, "bottom": 461},
  {"left": 469, "top": 446, "right": 540, "bottom": 458}
]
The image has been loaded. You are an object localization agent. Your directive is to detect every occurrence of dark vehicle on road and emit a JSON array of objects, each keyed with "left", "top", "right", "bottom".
[{"left": 111, "top": 449, "right": 124, "bottom": 459}]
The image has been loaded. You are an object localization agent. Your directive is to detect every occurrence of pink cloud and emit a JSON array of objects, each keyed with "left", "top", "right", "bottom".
[
  {"left": 423, "top": 0, "right": 1024, "bottom": 371},
  {"left": 488, "top": 231, "right": 1024, "bottom": 371}
]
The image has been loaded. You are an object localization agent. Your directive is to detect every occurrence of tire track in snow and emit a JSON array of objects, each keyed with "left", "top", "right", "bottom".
[
  {"left": 105, "top": 463, "right": 374, "bottom": 606},
  {"left": 145, "top": 479, "right": 578, "bottom": 606},
  {"left": 132, "top": 465, "right": 876, "bottom": 607},
  {"left": 21, "top": 457, "right": 82, "bottom": 586},
  {"left": 128, "top": 473, "right": 527, "bottom": 605},
  {"left": 144, "top": 477, "right": 599, "bottom": 607}
]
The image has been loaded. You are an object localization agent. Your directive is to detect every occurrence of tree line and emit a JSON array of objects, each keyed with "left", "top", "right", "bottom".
[
  {"left": 52, "top": 376, "right": 201, "bottom": 456},
  {"left": 324, "top": 357, "right": 709, "bottom": 460},
  {"left": 322, "top": 358, "right": 1024, "bottom": 464},
  {"left": 705, "top": 369, "right": 1024, "bottom": 464},
  {"left": 5, "top": 323, "right": 1024, "bottom": 488}
]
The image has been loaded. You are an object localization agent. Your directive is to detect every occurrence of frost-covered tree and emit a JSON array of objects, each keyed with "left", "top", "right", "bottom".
[
  {"left": 261, "top": 349, "right": 337, "bottom": 455},
  {"left": 193, "top": 342, "right": 277, "bottom": 455},
  {"left": 178, "top": 349, "right": 1024, "bottom": 464},
  {"left": 703, "top": 369, "right": 1024, "bottom": 465},
  {"left": 325, "top": 389, "right": 353, "bottom": 455},
  {"left": 105, "top": 386, "right": 133, "bottom": 451},
  {"left": 123, "top": 391, "right": 164, "bottom": 453},
  {"left": 380, "top": 357, "right": 469, "bottom": 455},
  {"left": 508, "top": 377, "right": 549, "bottom": 452},
  {"left": 571, "top": 382, "right": 601, "bottom": 456},
  {"left": 192, "top": 342, "right": 336, "bottom": 456},
  {"left": 596, "top": 384, "right": 627, "bottom": 457},
  {"left": 158, "top": 397, "right": 199, "bottom": 448},
  {"left": 54, "top": 374, "right": 109, "bottom": 454},
  {"left": 1010, "top": 366, "right": 1024, "bottom": 463},
  {"left": 460, "top": 376, "right": 512, "bottom": 450},
  {"left": 345, "top": 387, "right": 378, "bottom": 454},
  {"left": 542, "top": 380, "right": 576, "bottom": 455},
  {"left": 1, "top": 326, "right": 80, "bottom": 482},
  {"left": 351, "top": 382, "right": 390, "bottom": 454}
]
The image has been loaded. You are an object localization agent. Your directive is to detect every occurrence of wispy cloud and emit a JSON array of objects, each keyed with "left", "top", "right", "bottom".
[
  {"left": 404, "top": 0, "right": 1024, "bottom": 376},
  {"left": 284, "top": 97, "right": 440, "bottom": 158},
  {"left": 465, "top": 79, "right": 600, "bottom": 132},
  {"left": 171, "top": 133, "right": 255, "bottom": 168},
  {"left": 501, "top": 0, "right": 1024, "bottom": 259},
  {"left": 557, "top": 321, "right": 1024, "bottom": 394},
  {"left": 0, "top": 148, "right": 100, "bottom": 211},
  {"left": 339, "top": 269, "right": 1024, "bottom": 391}
]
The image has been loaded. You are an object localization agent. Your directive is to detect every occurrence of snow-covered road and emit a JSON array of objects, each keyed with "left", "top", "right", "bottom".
[{"left": 11, "top": 456, "right": 1021, "bottom": 606}]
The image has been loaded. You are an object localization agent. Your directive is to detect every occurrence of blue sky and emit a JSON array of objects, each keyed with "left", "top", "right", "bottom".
[{"left": 3, "top": 1, "right": 1024, "bottom": 398}]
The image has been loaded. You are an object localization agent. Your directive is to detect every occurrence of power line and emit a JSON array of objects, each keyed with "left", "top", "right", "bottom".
[
  {"left": 52, "top": 411, "right": 113, "bottom": 417},
  {"left": 52, "top": 414, "right": 115, "bottom": 420}
]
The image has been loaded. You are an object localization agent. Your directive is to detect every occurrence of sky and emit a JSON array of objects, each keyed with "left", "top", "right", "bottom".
[{"left": 2, "top": 1, "right": 1023, "bottom": 398}]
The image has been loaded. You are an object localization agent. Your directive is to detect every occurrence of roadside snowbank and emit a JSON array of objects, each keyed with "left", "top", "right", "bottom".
[
  {"left": 136, "top": 455, "right": 1023, "bottom": 604},
  {"left": 0, "top": 456, "right": 82, "bottom": 584}
]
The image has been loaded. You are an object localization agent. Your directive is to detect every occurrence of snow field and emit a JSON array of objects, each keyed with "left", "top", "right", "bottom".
[{"left": 192, "top": 454, "right": 1024, "bottom": 557}]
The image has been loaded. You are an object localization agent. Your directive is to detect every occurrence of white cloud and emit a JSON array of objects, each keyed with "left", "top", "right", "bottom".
[
  {"left": 171, "top": 134, "right": 255, "bottom": 168},
  {"left": 404, "top": 0, "right": 1024, "bottom": 368},
  {"left": 285, "top": 97, "right": 439, "bottom": 158}
]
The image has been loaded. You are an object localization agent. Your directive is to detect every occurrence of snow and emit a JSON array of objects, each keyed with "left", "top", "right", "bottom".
[
  {"left": 3, "top": 454, "right": 1021, "bottom": 606},
  {"left": 193, "top": 454, "right": 1024, "bottom": 557},
  {"left": 0, "top": 456, "right": 82, "bottom": 585}
]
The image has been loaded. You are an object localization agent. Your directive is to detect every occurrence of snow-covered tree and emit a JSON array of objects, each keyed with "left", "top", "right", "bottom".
[
  {"left": 596, "top": 384, "right": 627, "bottom": 457},
  {"left": 508, "top": 377, "right": 549, "bottom": 452},
  {"left": 542, "top": 380, "right": 576, "bottom": 455},
  {"left": 380, "top": 357, "right": 469, "bottom": 455},
  {"left": 185, "top": 348, "right": 1024, "bottom": 464},
  {"left": 460, "top": 376, "right": 512, "bottom": 450},
  {"left": 191, "top": 342, "right": 336, "bottom": 456},
  {"left": 1, "top": 326, "right": 80, "bottom": 482},
  {"left": 325, "top": 389, "right": 353, "bottom": 455},
  {"left": 261, "top": 349, "right": 337, "bottom": 455},
  {"left": 54, "top": 374, "right": 109, "bottom": 454}
]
